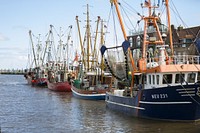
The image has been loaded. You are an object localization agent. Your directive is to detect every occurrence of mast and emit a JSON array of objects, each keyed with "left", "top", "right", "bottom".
[
  {"left": 110, "top": 0, "right": 138, "bottom": 92},
  {"left": 100, "top": 19, "right": 105, "bottom": 83},
  {"left": 65, "top": 25, "right": 73, "bottom": 72},
  {"left": 48, "top": 25, "right": 54, "bottom": 63},
  {"left": 29, "top": 30, "right": 37, "bottom": 68},
  {"left": 42, "top": 25, "right": 53, "bottom": 66},
  {"left": 141, "top": 0, "right": 164, "bottom": 59},
  {"left": 92, "top": 16, "right": 101, "bottom": 68},
  {"left": 111, "top": 0, "right": 127, "bottom": 40},
  {"left": 57, "top": 27, "right": 63, "bottom": 63},
  {"left": 165, "top": 0, "right": 174, "bottom": 55},
  {"left": 37, "top": 34, "right": 42, "bottom": 67},
  {"left": 76, "top": 16, "right": 86, "bottom": 68},
  {"left": 86, "top": 4, "right": 91, "bottom": 71}
]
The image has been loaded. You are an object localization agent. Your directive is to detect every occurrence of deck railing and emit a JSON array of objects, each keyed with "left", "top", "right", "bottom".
[
  {"left": 172, "top": 55, "right": 200, "bottom": 65},
  {"left": 146, "top": 55, "right": 200, "bottom": 66}
]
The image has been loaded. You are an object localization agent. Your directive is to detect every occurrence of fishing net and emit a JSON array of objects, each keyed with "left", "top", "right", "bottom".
[{"left": 100, "top": 41, "right": 131, "bottom": 81}]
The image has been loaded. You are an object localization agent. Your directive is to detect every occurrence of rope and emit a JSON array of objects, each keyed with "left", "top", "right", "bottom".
[
  {"left": 163, "top": 1, "right": 200, "bottom": 55},
  {"left": 111, "top": 4, "right": 118, "bottom": 47},
  {"left": 104, "top": 5, "right": 112, "bottom": 43},
  {"left": 110, "top": 3, "right": 123, "bottom": 64},
  {"left": 121, "top": 0, "right": 141, "bottom": 16},
  {"left": 170, "top": 1, "right": 188, "bottom": 28},
  {"left": 119, "top": 2, "right": 138, "bottom": 32}
]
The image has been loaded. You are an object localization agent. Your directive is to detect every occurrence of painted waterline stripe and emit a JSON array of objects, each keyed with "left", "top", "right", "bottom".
[
  {"left": 106, "top": 100, "right": 145, "bottom": 110},
  {"left": 139, "top": 101, "right": 192, "bottom": 104}
]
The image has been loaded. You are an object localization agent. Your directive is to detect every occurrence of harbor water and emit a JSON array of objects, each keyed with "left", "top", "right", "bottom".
[{"left": 0, "top": 75, "right": 200, "bottom": 133}]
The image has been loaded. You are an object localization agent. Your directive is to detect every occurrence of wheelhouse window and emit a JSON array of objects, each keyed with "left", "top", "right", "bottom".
[
  {"left": 163, "top": 74, "right": 172, "bottom": 84},
  {"left": 187, "top": 73, "right": 196, "bottom": 83},
  {"left": 198, "top": 72, "right": 200, "bottom": 82},
  {"left": 175, "top": 73, "right": 185, "bottom": 83},
  {"left": 156, "top": 75, "right": 159, "bottom": 85},
  {"left": 148, "top": 75, "right": 151, "bottom": 84},
  {"left": 143, "top": 74, "right": 147, "bottom": 84},
  {"left": 153, "top": 75, "right": 155, "bottom": 85}
]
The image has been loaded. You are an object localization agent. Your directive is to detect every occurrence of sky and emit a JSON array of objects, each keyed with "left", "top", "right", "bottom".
[{"left": 0, "top": 0, "right": 200, "bottom": 70}]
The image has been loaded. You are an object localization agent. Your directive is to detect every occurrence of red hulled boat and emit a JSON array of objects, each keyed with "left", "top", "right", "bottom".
[{"left": 47, "top": 80, "right": 71, "bottom": 92}]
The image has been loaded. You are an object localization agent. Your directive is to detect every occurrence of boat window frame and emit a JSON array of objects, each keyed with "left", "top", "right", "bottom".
[
  {"left": 148, "top": 75, "right": 151, "bottom": 85},
  {"left": 156, "top": 75, "right": 160, "bottom": 85},
  {"left": 197, "top": 72, "right": 200, "bottom": 82},
  {"left": 152, "top": 75, "right": 155, "bottom": 85},
  {"left": 187, "top": 72, "right": 196, "bottom": 83},
  {"left": 175, "top": 73, "right": 185, "bottom": 84},
  {"left": 162, "top": 74, "right": 173, "bottom": 84}
]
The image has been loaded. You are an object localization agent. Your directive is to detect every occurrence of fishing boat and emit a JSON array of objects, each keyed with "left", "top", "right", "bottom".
[
  {"left": 46, "top": 25, "right": 73, "bottom": 92},
  {"left": 71, "top": 4, "right": 112, "bottom": 100},
  {"left": 101, "top": 0, "right": 200, "bottom": 121},
  {"left": 47, "top": 69, "right": 72, "bottom": 92},
  {"left": 47, "top": 62, "right": 72, "bottom": 92},
  {"left": 24, "top": 30, "right": 48, "bottom": 87},
  {"left": 28, "top": 68, "right": 47, "bottom": 87}
]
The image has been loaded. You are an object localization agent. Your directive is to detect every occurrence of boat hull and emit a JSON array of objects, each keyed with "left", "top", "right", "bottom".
[
  {"left": 26, "top": 76, "right": 47, "bottom": 87},
  {"left": 71, "top": 84, "right": 108, "bottom": 100},
  {"left": 47, "top": 81, "right": 71, "bottom": 92},
  {"left": 32, "top": 78, "right": 47, "bottom": 87},
  {"left": 106, "top": 84, "right": 200, "bottom": 121}
]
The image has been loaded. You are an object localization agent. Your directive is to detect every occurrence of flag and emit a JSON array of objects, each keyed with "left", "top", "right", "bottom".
[
  {"left": 72, "top": 51, "right": 79, "bottom": 67},
  {"left": 73, "top": 51, "right": 79, "bottom": 62}
]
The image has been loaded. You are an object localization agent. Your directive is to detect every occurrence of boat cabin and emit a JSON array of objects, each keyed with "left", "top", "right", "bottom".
[{"left": 145, "top": 72, "right": 198, "bottom": 89}]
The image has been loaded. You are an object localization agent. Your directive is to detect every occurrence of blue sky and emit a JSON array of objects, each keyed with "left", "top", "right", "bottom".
[{"left": 0, "top": 0, "right": 200, "bottom": 69}]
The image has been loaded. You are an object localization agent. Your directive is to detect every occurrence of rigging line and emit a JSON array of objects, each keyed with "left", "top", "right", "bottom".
[
  {"left": 168, "top": 4, "right": 198, "bottom": 42},
  {"left": 189, "top": 28, "right": 200, "bottom": 56},
  {"left": 111, "top": 4, "right": 118, "bottom": 47},
  {"left": 170, "top": 1, "right": 188, "bottom": 28},
  {"left": 193, "top": 27, "right": 200, "bottom": 43},
  {"left": 52, "top": 26, "right": 64, "bottom": 38},
  {"left": 112, "top": 6, "right": 122, "bottom": 62},
  {"left": 119, "top": 2, "right": 138, "bottom": 32},
  {"left": 120, "top": 0, "right": 144, "bottom": 35},
  {"left": 62, "top": 26, "right": 72, "bottom": 38},
  {"left": 119, "top": 3, "right": 131, "bottom": 30},
  {"left": 168, "top": 6, "right": 182, "bottom": 27},
  {"left": 121, "top": 0, "right": 142, "bottom": 17},
  {"left": 162, "top": 75, "right": 170, "bottom": 86},
  {"left": 171, "top": 1, "right": 197, "bottom": 42},
  {"left": 51, "top": 32, "right": 57, "bottom": 63},
  {"left": 158, "top": 4, "right": 166, "bottom": 19},
  {"left": 104, "top": 6, "right": 112, "bottom": 44},
  {"left": 133, "top": 23, "right": 143, "bottom": 45}
]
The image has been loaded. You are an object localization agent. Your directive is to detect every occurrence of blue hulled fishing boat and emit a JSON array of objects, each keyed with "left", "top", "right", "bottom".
[
  {"left": 100, "top": 0, "right": 200, "bottom": 121},
  {"left": 71, "top": 4, "right": 112, "bottom": 100}
]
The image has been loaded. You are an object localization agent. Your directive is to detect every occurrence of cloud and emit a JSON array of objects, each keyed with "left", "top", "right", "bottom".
[
  {"left": 0, "top": 47, "right": 27, "bottom": 57},
  {"left": 0, "top": 47, "right": 28, "bottom": 69},
  {"left": 0, "top": 33, "right": 9, "bottom": 41}
]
